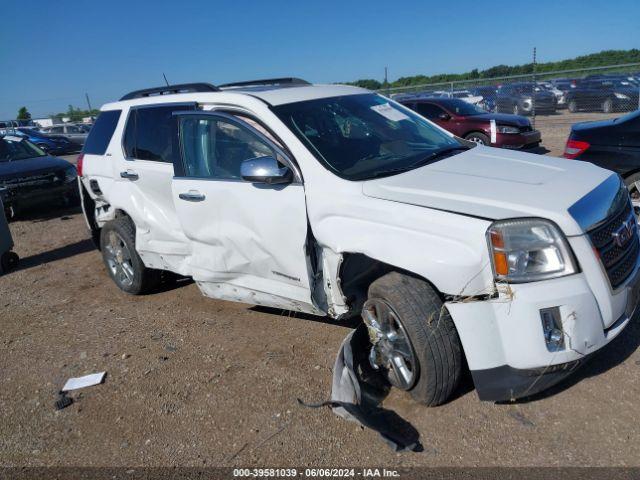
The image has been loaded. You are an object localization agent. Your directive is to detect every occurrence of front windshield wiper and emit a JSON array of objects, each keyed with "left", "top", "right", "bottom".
[{"left": 361, "top": 145, "right": 469, "bottom": 180}]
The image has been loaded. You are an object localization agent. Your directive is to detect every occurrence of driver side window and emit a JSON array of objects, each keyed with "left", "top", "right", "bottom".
[{"left": 179, "top": 116, "right": 277, "bottom": 180}]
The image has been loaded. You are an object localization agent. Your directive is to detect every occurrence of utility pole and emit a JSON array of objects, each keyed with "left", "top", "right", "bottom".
[
  {"left": 384, "top": 67, "right": 389, "bottom": 97},
  {"left": 163, "top": 73, "right": 170, "bottom": 86},
  {"left": 85, "top": 93, "right": 93, "bottom": 112},
  {"left": 532, "top": 47, "right": 537, "bottom": 128}
]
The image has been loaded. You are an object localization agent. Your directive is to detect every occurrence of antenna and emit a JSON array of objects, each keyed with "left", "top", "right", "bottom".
[{"left": 162, "top": 73, "right": 170, "bottom": 87}]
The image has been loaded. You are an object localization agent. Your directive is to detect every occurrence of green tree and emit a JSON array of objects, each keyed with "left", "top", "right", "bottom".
[{"left": 17, "top": 106, "right": 31, "bottom": 120}]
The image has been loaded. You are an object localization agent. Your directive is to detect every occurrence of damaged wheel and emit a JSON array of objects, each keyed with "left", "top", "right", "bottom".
[
  {"left": 364, "top": 272, "right": 462, "bottom": 406},
  {"left": 100, "top": 216, "right": 161, "bottom": 294}
]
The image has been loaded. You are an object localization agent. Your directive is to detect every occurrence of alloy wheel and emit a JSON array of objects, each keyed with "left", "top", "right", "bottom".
[
  {"left": 104, "top": 230, "right": 135, "bottom": 287},
  {"left": 362, "top": 298, "right": 418, "bottom": 390}
]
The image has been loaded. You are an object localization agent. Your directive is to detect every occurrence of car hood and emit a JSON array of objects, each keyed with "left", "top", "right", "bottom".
[
  {"left": 0, "top": 155, "right": 74, "bottom": 178},
  {"left": 362, "top": 146, "right": 614, "bottom": 236},
  {"left": 467, "top": 113, "right": 530, "bottom": 127}
]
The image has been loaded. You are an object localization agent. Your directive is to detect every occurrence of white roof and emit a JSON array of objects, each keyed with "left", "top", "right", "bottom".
[
  {"left": 242, "top": 84, "right": 369, "bottom": 105},
  {"left": 102, "top": 83, "right": 370, "bottom": 110}
]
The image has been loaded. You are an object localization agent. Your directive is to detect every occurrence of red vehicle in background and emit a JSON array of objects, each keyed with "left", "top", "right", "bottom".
[{"left": 398, "top": 97, "right": 542, "bottom": 149}]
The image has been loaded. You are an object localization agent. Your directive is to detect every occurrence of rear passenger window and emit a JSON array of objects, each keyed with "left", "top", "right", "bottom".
[
  {"left": 123, "top": 104, "right": 195, "bottom": 162},
  {"left": 83, "top": 110, "right": 121, "bottom": 155},
  {"left": 416, "top": 103, "right": 445, "bottom": 119}
]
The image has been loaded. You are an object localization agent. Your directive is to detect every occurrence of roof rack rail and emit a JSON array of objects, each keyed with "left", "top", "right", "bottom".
[
  {"left": 119, "top": 83, "right": 220, "bottom": 101},
  {"left": 218, "top": 77, "right": 311, "bottom": 89}
]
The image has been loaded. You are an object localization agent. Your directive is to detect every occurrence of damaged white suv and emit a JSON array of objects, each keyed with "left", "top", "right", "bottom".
[{"left": 79, "top": 78, "right": 639, "bottom": 405}]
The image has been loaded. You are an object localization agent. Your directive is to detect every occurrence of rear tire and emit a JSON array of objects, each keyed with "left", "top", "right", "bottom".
[
  {"left": 365, "top": 272, "right": 463, "bottom": 406},
  {"left": 100, "top": 216, "right": 161, "bottom": 294},
  {"left": 464, "top": 132, "right": 490, "bottom": 146}
]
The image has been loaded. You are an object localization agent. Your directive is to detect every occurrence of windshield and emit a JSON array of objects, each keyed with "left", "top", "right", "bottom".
[
  {"left": 272, "top": 93, "right": 462, "bottom": 180},
  {"left": 0, "top": 136, "right": 46, "bottom": 162}
]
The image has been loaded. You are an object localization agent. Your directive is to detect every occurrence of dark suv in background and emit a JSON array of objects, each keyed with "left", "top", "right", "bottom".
[
  {"left": 565, "top": 78, "right": 640, "bottom": 113},
  {"left": 496, "top": 82, "right": 556, "bottom": 115}
]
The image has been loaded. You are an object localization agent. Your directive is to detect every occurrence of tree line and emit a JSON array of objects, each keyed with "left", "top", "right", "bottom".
[{"left": 348, "top": 49, "right": 640, "bottom": 90}]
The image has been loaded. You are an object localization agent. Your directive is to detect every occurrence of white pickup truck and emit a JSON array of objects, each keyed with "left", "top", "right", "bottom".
[{"left": 78, "top": 78, "right": 639, "bottom": 406}]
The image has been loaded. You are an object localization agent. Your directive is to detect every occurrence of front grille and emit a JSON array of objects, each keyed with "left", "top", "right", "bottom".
[{"left": 588, "top": 200, "right": 639, "bottom": 289}]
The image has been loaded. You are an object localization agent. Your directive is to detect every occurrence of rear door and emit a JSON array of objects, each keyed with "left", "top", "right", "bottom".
[
  {"left": 116, "top": 103, "right": 196, "bottom": 271},
  {"left": 171, "top": 111, "right": 317, "bottom": 313}
]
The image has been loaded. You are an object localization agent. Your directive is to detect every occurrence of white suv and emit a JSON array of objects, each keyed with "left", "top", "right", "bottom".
[{"left": 78, "top": 78, "right": 639, "bottom": 405}]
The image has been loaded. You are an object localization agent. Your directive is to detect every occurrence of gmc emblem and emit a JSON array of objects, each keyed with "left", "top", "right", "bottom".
[{"left": 612, "top": 216, "right": 636, "bottom": 247}]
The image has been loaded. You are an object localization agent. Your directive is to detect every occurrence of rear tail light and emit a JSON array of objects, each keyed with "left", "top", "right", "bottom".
[
  {"left": 563, "top": 139, "right": 590, "bottom": 159},
  {"left": 76, "top": 153, "right": 84, "bottom": 177}
]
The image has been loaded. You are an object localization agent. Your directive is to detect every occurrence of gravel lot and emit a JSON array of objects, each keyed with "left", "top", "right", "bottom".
[{"left": 2, "top": 110, "right": 640, "bottom": 469}]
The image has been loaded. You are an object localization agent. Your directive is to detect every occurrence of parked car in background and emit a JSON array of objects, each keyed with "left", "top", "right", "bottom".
[
  {"left": 0, "top": 134, "right": 78, "bottom": 217},
  {"left": 40, "top": 123, "right": 89, "bottom": 146},
  {"left": 565, "top": 79, "right": 640, "bottom": 113},
  {"left": 0, "top": 119, "right": 36, "bottom": 128},
  {"left": 468, "top": 86, "right": 498, "bottom": 112},
  {"left": 399, "top": 97, "right": 541, "bottom": 149},
  {"left": 564, "top": 110, "right": 640, "bottom": 216},
  {"left": 0, "top": 128, "right": 77, "bottom": 155},
  {"left": 430, "top": 89, "right": 483, "bottom": 105},
  {"left": 18, "top": 127, "right": 78, "bottom": 154},
  {"left": 496, "top": 82, "right": 557, "bottom": 115},
  {"left": 538, "top": 81, "right": 566, "bottom": 108}
]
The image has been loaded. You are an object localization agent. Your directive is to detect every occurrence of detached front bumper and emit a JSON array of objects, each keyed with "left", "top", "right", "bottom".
[{"left": 447, "top": 257, "right": 639, "bottom": 402}]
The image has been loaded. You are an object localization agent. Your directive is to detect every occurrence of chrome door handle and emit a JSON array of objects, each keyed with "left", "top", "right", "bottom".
[
  {"left": 120, "top": 170, "right": 139, "bottom": 180},
  {"left": 179, "top": 191, "right": 206, "bottom": 202}
]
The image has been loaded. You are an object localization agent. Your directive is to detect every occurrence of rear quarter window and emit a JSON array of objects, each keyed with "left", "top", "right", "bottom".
[{"left": 83, "top": 110, "right": 121, "bottom": 155}]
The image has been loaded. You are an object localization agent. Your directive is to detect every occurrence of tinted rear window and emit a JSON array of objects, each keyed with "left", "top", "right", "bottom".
[
  {"left": 123, "top": 104, "right": 195, "bottom": 162},
  {"left": 83, "top": 110, "right": 121, "bottom": 155}
]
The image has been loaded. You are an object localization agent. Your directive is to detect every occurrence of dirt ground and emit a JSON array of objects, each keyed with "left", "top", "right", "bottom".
[{"left": 2, "top": 111, "right": 640, "bottom": 469}]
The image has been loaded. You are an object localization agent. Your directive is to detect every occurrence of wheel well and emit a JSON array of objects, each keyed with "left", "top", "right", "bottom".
[
  {"left": 338, "top": 253, "right": 445, "bottom": 316},
  {"left": 463, "top": 130, "right": 488, "bottom": 139}
]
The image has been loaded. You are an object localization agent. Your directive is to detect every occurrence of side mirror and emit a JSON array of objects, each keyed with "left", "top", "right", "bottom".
[
  {"left": 438, "top": 112, "right": 451, "bottom": 121},
  {"left": 241, "top": 156, "right": 293, "bottom": 185}
]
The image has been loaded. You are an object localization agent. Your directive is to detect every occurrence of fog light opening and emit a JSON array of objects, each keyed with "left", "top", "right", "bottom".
[{"left": 540, "top": 307, "right": 565, "bottom": 352}]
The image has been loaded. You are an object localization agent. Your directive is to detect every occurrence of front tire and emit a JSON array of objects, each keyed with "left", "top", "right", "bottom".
[
  {"left": 464, "top": 132, "right": 490, "bottom": 146},
  {"left": 364, "top": 272, "right": 463, "bottom": 406},
  {"left": 100, "top": 216, "right": 161, "bottom": 294}
]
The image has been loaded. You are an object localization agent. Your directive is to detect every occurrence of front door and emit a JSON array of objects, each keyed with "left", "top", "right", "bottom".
[{"left": 171, "top": 112, "right": 318, "bottom": 314}]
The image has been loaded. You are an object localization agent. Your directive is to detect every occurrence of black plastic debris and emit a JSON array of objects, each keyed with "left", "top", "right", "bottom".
[
  {"left": 299, "top": 324, "right": 422, "bottom": 452},
  {"left": 54, "top": 391, "right": 73, "bottom": 410}
]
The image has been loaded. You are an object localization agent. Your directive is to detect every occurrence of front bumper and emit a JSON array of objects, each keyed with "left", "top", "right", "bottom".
[
  {"left": 447, "top": 255, "right": 639, "bottom": 402},
  {"left": 5, "top": 182, "right": 79, "bottom": 211},
  {"left": 495, "top": 130, "right": 541, "bottom": 149}
]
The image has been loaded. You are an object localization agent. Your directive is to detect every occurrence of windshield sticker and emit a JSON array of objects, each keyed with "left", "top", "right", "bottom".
[
  {"left": 3, "top": 136, "right": 23, "bottom": 142},
  {"left": 370, "top": 103, "right": 409, "bottom": 122}
]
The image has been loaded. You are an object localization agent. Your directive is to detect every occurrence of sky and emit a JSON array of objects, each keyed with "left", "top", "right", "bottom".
[{"left": 1, "top": 0, "right": 639, "bottom": 119}]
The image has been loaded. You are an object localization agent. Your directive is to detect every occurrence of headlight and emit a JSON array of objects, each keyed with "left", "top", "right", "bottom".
[
  {"left": 497, "top": 125, "right": 520, "bottom": 134},
  {"left": 614, "top": 93, "right": 629, "bottom": 99},
  {"left": 64, "top": 166, "right": 77, "bottom": 183},
  {"left": 487, "top": 218, "right": 577, "bottom": 283}
]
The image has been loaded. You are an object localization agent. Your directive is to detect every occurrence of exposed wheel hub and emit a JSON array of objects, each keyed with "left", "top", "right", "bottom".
[{"left": 362, "top": 298, "right": 417, "bottom": 391}]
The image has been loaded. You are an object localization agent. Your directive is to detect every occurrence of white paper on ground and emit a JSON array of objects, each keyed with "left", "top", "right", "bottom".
[
  {"left": 370, "top": 103, "right": 409, "bottom": 122},
  {"left": 62, "top": 372, "right": 106, "bottom": 392}
]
